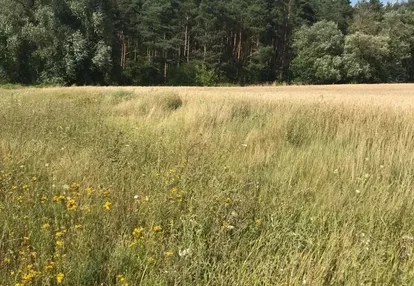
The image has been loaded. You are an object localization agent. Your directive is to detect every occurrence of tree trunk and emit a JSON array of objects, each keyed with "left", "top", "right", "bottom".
[
  {"left": 119, "top": 32, "right": 127, "bottom": 70},
  {"left": 187, "top": 27, "right": 190, "bottom": 63},
  {"left": 134, "top": 40, "right": 138, "bottom": 62},
  {"left": 184, "top": 25, "right": 188, "bottom": 60},
  {"left": 164, "top": 34, "right": 167, "bottom": 83},
  {"left": 237, "top": 31, "right": 242, "bottom": 60},
  {"left": 184, "top": 24, "right": 188, "bottom": 61},
  {"left": 204, "top": 32, "right": 207, "bottom": 61}
]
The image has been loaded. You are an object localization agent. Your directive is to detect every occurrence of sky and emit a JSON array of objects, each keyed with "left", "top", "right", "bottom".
[{"left": 351, "top": 0, "right": 399, "bottom": 4}]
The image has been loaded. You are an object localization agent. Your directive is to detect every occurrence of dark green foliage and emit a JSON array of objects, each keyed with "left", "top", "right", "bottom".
[
  {"left": 315, "top": 0, "right": 353, "bottom": 32},
  {"left": 195, "top": 64, "right": 218, "bottom": 86},
  {"left": 123, "top": 62, "right": 164, "bottom": 86},
  {"left": 1, "top": 0, "right": 414, "bottom": 85},
  {"left": 343, "top": 32, "right": 391, "bottom": 83},
  {"left": 292, "top": 21, "right": 344, "bottom": 84},
  {"left": 167, "top": 64, "right": 197, "bottom": 86}
]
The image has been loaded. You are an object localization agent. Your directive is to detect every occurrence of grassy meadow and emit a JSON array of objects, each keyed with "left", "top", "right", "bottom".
[{"left": 2, "top": 85, "right": 414, "bottom": 285}]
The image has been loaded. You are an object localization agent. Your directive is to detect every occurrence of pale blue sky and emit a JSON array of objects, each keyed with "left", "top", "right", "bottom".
[{"left": 351, "top": 0, "right": 399, "bottom": 4}]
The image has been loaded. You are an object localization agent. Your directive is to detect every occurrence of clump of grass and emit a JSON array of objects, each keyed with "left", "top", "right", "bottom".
[
  {"left": 1, "top": 86, "right": 414, "bottom": 285},
  {"left": 110, "top": 90, "right": 136, "bottom": 103},
  {"left": 231, "top": 101, "right": 251, "bottom": 121},
  {"left": 285, "top": 109, "right": 314, "bottom": 147},
  {"left": 0, "top": 83, "right": 25, "bottom": 89},
  {"left": 285, "top": 106, "right": 340, "bottom": 147},
  {"left": 114, "top": 92, "right": 183, "bottom": 119},
  {"left": 162, "top": 92, "right": 183, "bottom": 111}
]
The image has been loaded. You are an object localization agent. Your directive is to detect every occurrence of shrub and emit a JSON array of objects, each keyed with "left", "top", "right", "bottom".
[{"left": 195, "top": 64, "right": 218, "bottom": 86}]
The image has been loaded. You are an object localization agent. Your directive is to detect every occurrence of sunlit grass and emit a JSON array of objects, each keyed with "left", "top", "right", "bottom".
[{"left": 1, "top": 86, "right": 414, "bottom": 285}]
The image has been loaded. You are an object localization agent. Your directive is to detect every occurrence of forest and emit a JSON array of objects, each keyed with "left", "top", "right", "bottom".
[{"left": 1, "top": 0, "right": 414, "bottom": 86}]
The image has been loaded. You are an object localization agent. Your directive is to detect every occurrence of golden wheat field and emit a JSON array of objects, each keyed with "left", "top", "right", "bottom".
[{"left": 1, "top": 84, "right": 414, "bottom": 285}]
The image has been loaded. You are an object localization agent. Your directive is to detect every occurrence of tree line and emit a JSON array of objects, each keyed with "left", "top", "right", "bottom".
[{"left": 1, "top": 0, "right": 414, "bottom": 86}]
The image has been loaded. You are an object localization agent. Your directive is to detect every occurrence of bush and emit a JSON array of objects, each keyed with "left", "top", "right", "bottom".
[
  {"left": 195, "top": 64, "right": 218, "bottom": 86},
  {"left": 167, "top": 64, "right": 197, "bottom": 86},
  {"left": 123, "top": 62, "right": 164, "bottom": 86},
  {"left": 292, "top": 21, "right": 344, "bottom": 84}
]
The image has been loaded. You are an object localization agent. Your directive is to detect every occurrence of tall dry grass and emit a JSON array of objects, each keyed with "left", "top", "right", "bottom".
[{"left": 1, "top": 85, "right": 414, "bottom": 285}]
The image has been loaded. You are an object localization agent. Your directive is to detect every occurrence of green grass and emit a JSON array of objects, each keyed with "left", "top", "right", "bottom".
[
  {"left": 0, "top": 83, "right": 25, "bottom": 90},
  {"left": 1, "top": 87, "right": 414, "bottom": 285}
]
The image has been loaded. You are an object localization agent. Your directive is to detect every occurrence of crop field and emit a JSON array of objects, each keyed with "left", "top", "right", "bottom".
[{"left": 2, "top": 84, "right": 414, "bottom": 285}]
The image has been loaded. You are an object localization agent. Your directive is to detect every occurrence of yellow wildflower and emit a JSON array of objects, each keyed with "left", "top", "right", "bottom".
[
  {"left": 171, "top": 187, "right": 178, "bottom": 195},
  {"left": 103, "top": 190, "right": 111, "bottom": 197},
  {"left": 103, "top": 201, "right": 111, "bottom": 210},
  {"left": 53, "top": 195, "right": 65, "bottom": 202},
  {"left": 56, "top": 240, "right": 64, "bottom": 248},
  {"left": 41, "top": 195, "right": 47, "bottom": 203},
  {"left": 164, "top": 250, "right": 174, "bottom": 257},
  {"left": 70, "top": 183, "right": 80, "bottom": 191},
  {"left": 132, "top": 227, "right": 144, "bottom": 237},
  {"left": 55, "top": 231, "right": 63, "bottom": 238},
  {"left": 56, "top": 273, "right": 64, "bottom": 284},
  {"left": 66, "top": 199, "right": 77, "bottom": 211},
  {"left": 17, "top": 196, "right": 23, "bottom": 203},
  {"left": 31, "top": 176, "right": 37, "bottom": 182},
  {"left": 147, "top": 257, "right": 155, "bottom": 264},
  {"left": 117, "top": 275, "right": 130, "bottom": 286},
  {"left": 22, "top": 273, "right": 32, "bottom": 281},
  {"left": 152, "top": 225, "right": 162, "bottom": 232},
  {"left": 45, "top": 261, "right": 55, "bottom": 271},
  {"left": 117, "top": 274, "right": 126, "bottom": 282},
  {"left": 222, "top": 221, "right": 235, "bottom": 231},
  {"left": 75, "top": 224, "right": 83, "bottom": 230},
  {"left": 255, "top": 219, "right": 262, "bottom": 226},
  {"left": 22, "top": 269, "right": 40, "bottom": 282},
  {"left": 85, "top": 187, "right": 95, "bottom": 195},
  {"left": 129, "top": 240, "right": 138, "bottom": 248}
]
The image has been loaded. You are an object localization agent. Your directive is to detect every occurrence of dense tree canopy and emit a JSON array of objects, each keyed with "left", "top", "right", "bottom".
[{"left": 1, "top": 0, "right": 414, "bottom": 86}]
